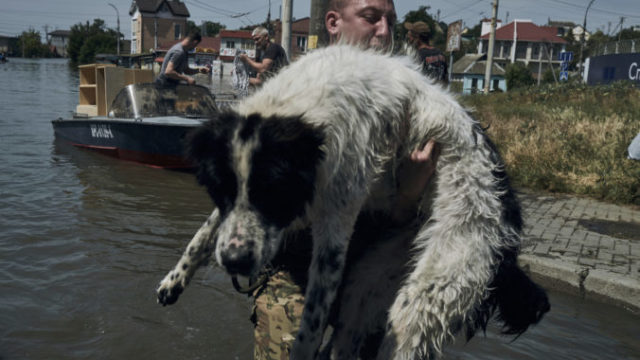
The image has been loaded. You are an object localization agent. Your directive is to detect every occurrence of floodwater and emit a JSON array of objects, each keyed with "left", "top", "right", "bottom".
[{"left": 0, "top": 58, "right": 639, "bottom": 360}]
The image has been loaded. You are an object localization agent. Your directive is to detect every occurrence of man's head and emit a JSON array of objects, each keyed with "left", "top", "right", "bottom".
[
  {"left": 182, "top": 31, "right": 202, "bottom": 51},
  {"left": 404, "top": 21, "right": 431, "bottom": 46},
  {"left": 251, "top": 27, "right": 271, "bottom": 50},
  {"left": 325, "top": 0, "right": 396, "bottom": 49}
]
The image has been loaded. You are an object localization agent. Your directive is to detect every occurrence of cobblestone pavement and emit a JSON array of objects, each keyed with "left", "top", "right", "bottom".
[{"left": 515, "top": 189, "right": 640, "bottom": 312}]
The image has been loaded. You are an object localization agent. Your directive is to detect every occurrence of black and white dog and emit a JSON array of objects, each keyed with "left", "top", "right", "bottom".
[{"left": 157, "top": 45, "right": 549, "bottom": 359}]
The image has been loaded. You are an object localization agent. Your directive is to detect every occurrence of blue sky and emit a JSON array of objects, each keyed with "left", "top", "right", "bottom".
[{"left": 1, "top": 0, "right": 639, "bottom": 38}]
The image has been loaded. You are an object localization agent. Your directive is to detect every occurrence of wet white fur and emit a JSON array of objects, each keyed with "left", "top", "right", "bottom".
[{"left": 158, "top": 45, "right": 519, "bottom": 359}]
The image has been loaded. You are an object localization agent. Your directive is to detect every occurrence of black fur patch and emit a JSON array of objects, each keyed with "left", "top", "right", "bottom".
[
  {"left": 187, "top": 111, "right": 240, "bottom": 214},
  {"left": 248, "top": 116, "right": 325, "bottom": 228},
  {"left": 239, "top": 113, "right": 262, "bottom": 141}
]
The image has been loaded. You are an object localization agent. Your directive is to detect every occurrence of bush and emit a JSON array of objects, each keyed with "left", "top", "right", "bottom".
[
  {"left": 505, "top": 62, "right": 534, "bottom": 90},
  {"left": 462, "top": 81, "right": 640, "bottom": 205}
]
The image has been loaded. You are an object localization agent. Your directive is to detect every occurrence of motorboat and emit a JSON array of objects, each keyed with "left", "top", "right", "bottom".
[{"left": 52, "top": 83, "right": 219, "bottom": 169}]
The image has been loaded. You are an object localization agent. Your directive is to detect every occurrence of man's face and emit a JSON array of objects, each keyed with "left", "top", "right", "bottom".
[
  {"left": 406, "top": 30, "right": 418, "bottom": 46},
  {"left": 253, "top": 34, "right": 269, "bottom": 49},
  {"left": 184, "top": 39, "right": 200, "bottom": 51},
  {"left": 326, "top": 0, "right": 397, "bottom": 49}
]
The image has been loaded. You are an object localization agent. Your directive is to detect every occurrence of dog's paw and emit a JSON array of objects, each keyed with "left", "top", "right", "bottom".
[{"left": 156, "top": 270, "right": 186, "bottom": 306}]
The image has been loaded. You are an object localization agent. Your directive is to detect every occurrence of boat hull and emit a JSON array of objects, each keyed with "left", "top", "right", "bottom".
[{"left": 51, "top": 117, "right": 204, "bottom": 169}]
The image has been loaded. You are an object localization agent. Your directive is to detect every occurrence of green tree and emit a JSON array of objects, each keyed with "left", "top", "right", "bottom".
[
  {"left": 505, "top": 61, "right": 534, "bottom": 90},
  {"left": 187, "top": 20, "right": 225, "bottom": 37},
  {"left": 16, "top": 28, "right": 52, "bottom": 58},
  {"left": 68, "top": 19, "right": 118, "bottom": 64}
]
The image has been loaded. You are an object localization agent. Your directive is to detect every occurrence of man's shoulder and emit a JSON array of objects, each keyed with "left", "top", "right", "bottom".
[{"left": 419, "top": 46, "right": 444, "bottom": 57}]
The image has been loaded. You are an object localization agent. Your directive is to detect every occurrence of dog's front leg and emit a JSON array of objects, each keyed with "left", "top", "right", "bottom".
[
  {"left": 157, "top": 208, "right": 220, "bottom": 306},
  {"left": 290, "top": 210, "right": 359, "bottom": 360}
]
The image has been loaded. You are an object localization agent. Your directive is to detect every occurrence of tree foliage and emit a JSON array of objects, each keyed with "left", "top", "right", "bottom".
[
  {"left": 68, "top": 19, "right": 118, "bottom": 64},
  {"left": 187, "top": 20, "right": 226, "bottom": 37},
  {"left": 16, "top": 29, "right": 52, "bottom": 58},
  {"left": 505, "top": 61, "right": 534, "bottom": 90},
  {"left": 395, "top": 6, "right": 447, "bottom": 51}
]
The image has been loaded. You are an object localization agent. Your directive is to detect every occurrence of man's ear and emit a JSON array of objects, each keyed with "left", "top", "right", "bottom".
[{"left": 325, "top": 11, "right": 341, "bottom": 38}]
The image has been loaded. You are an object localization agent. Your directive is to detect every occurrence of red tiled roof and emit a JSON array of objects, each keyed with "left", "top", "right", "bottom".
[
  {"left": 219, "top": 30, "right": 253, "bottom": 39},
  {"left": 130, "top": 0, "right": 190, "bottom": 17},
  {"left": 480, "top": 21, "right": 567, "bottom": 44}
]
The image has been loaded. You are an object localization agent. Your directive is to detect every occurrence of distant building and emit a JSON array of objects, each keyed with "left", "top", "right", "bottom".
[
  {"left": 0, "top": 35, "right": 17, "bottom": 55},
  {"left": 47, "top": 30, "right": 71, "bottom": 57},
  {"left": 548, "top": 20, "right": 589, "bottom": 42},
  {"left": 129, "top": 0, "right": 190, "bottom": 54},
  {"left": 451, "top": 53, "right": 506, "bottom": 94},
  {"left": 479, "top": 19, "right": 568, "bottom": 68},
  {"left": 218, "top": 30, "right": 255, "bottom": 61},
  {"left": 273, "top": 17, "right": 310, "bottom": 60}
]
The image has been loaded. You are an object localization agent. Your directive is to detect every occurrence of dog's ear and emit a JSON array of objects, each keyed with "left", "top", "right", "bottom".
[
  {"left": 249, "top": 116, "right": 325, "bottom": 227},
  {"left": 186, "top": 111, "right": 238, "bottom": 163},
  {"left": 186, "top": 112, "right": 240, "bottom": 213}
]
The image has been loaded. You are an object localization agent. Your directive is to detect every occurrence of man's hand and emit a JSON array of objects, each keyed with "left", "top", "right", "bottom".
[
  {"left": 239, "top": 53, "right": 249, "bottom": 63},
  {"left": 392, "top": 139, "right": 440, "bottom": 224},
  {"left": 186, "top": 76, "right": 196, "bottom": 85}
]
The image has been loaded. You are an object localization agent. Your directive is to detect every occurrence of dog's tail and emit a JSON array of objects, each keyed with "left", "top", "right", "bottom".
[{"left": 466, "top": 249, "right": 550, "bottom": 340}]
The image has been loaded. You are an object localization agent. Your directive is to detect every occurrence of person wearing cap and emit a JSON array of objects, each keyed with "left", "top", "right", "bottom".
[{"left": 405, "top": 21, "right": 448, "bottom": 83}]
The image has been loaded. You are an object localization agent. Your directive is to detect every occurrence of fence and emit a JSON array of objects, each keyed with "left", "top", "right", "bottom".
[{"left": 592, "top": 39, "right": 639, "bottom": 56}]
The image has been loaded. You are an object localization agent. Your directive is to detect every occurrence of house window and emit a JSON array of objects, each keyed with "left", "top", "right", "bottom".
[
  {"left": 174, "top": 24, "right": 182, "bottom": 40},
  {"left": 471, "top": 78, "right": 478, "bottom": 91},
  {"left": 132, "top": 39, "right": 137, "bottom": 54},
  {"left": 603, "top": 67, "right": 615, "bottom": 81},
  {"left": 226, "top": 41, "right": 235, "bottom": 49},
  {"left": 532, "top": 43, "right": 540, "bottom": 59},
  {"left": 297, "top": 36, "right": 307, "bottom": 52},
  {"left": 515, "top": 43, "right": 527, "bottom": 59}
]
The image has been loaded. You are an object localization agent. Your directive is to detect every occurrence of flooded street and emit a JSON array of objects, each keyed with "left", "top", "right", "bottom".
[{"left": 0, "top": 58, "right": 639, "bottom": 359}]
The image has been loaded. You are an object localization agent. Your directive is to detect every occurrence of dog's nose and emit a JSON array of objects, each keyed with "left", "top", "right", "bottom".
[{"left": 221, "top": 246, "right": 255, "bottom": 276}]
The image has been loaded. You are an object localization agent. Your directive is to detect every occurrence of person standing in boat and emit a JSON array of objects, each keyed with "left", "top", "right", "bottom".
[
  {"left": 238, "top": 27, "right": 289, "bottom": 86},
  {"left": 155, "top": 31, "right": 210, "bottom": 87}
]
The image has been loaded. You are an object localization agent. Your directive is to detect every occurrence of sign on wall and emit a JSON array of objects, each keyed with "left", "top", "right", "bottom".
[{"left": 446, "top": 20, "right": 463, "bottom": 53}]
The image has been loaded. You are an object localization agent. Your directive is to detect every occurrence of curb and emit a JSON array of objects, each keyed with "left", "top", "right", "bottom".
[{"left": 518, "top": 254, "right": 640, "bottom": 313}]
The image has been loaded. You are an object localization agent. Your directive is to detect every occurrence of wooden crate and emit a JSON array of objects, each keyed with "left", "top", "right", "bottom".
[{"left": 76, "top": 64, "right": 155, "bottom": 116}]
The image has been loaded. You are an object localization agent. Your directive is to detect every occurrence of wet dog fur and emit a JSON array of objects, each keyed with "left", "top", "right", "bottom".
[{"left": 156, "top": 45, "right": 549, "bottom": 359}]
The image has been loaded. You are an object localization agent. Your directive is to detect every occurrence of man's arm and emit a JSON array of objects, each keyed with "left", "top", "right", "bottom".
[
  {"left": 240, "top": 54, "right": 274, "bottom": 74},
  {"left": 392, "top": 139, "right": 440, "bottom": 224},
  {"left": 164, "top": 60, "right": 195, "bottom": 85}
]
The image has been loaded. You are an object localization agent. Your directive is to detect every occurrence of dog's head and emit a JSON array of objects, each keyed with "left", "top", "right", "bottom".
[{"left": 188, "top": 111, "right": 324, "bottom": 276}]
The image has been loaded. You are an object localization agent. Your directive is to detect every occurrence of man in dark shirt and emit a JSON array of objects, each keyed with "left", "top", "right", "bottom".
[
  {"left": 155, "top": 31, "right": 210, "bottom": 87},
  {"left": 239, "top": 27, "right": 289, "bottom": 86},
  {"left": 404, "top": 21, "right": 448, "bottom": 83}
]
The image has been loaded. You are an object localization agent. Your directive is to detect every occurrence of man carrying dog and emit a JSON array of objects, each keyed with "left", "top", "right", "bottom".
[{"left": 249, "top": 0, "right": 439, "bottom": 358}]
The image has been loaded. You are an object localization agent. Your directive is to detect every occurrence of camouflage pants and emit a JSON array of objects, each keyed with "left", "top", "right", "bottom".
[{"left": 251, "top": 270, "right": 305, "bottom": 360}]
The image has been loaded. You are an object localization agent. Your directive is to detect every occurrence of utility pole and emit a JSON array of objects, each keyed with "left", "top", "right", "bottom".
[
  {"left": 309, "top": 0, "right": 328, "bottom": 49},
  {"left": 266, "top": 0, "right": 272, "bottom": 36},
  {"left": 108, "top": 3, "right": 120, "bottom": 55},
  {"left": 281, "top": 0, "right": 292, "bottom": 58},
  {"left": 578, "top": 0, "right": 595, "bottom": 78},
  {"left": 483, "top": 0, "right": 498, "bottom": 94},
  {"left": 618, "top": 17, "right": 625, "bottom": 42}
]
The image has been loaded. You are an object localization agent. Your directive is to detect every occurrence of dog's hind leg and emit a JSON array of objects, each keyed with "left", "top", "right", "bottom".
[
  {"left": 157, "top": 208, "right": 221, "bottom": 306},
  {"left": 379, "top": 135, "right": 521, "bottom": 359}
]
